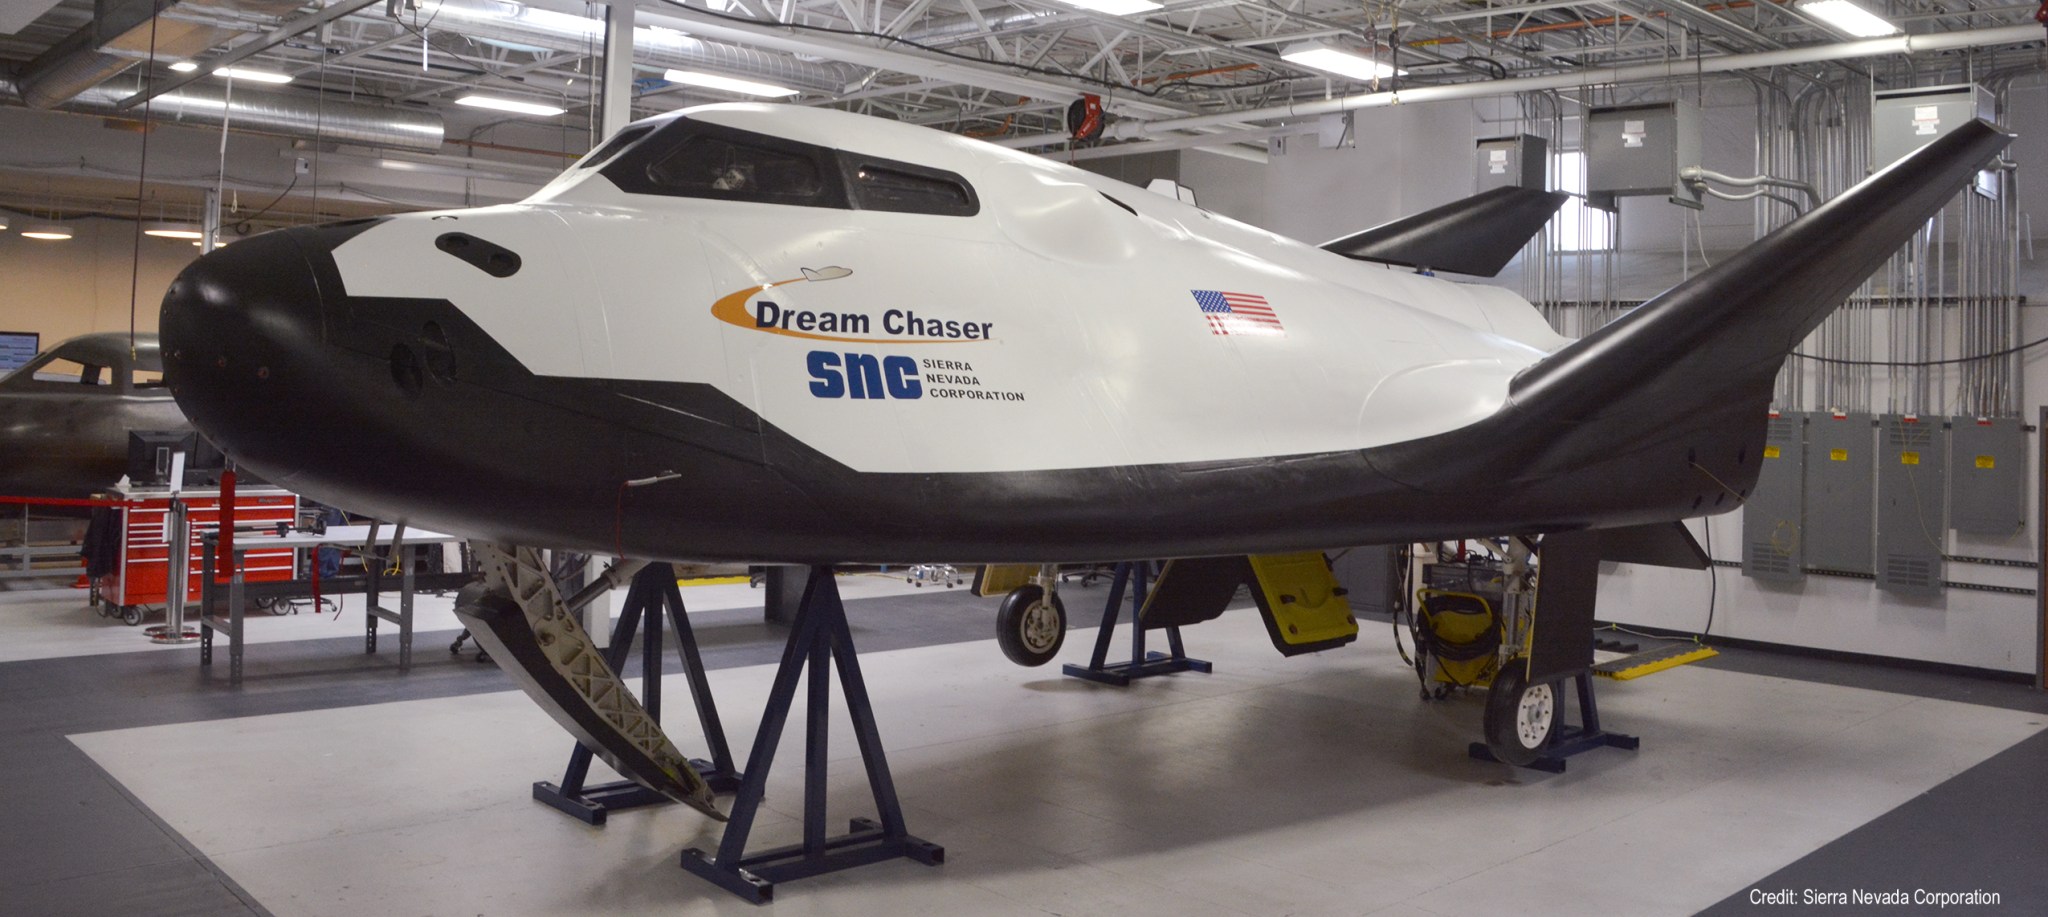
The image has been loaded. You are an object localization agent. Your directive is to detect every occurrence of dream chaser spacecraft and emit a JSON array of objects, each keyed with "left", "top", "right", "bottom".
[{"left": 159, "top": 104, "right": 2007, "bottom": 810}]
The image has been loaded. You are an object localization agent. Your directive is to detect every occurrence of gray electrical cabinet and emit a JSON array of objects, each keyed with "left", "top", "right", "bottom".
[
  {"left": 1803, "top": 412, "right": 1875, "bottom": 574},
  {"left": 1875, "top": 415, "right": 1946, "bottom": 596},
  {"left": 1476, "top": 134, "right": 1547, "bottom": 192},
  {"left": 1584, "top": 101, "right": 1702, "bottom": 210},
  {"left": 1949, "top": 415, "right": 2027, "bottom": 536},
  {"left": 1872, "top": 84, "right": 1995, "bottom": 171},
  {"left": 1330, "top": 545, "right": 1401, "bottom": 618},
  {"left": 1742, "top": 412, "right": 1806, "bottom": 581}
]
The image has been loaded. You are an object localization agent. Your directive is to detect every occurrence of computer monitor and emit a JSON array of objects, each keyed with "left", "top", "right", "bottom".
[
  {"left": 128, "top": 430, "right": 195, "bottom": 486},
  {"left": 126, "top": 430, "right": 228, "bottom": 487},
  {"left": 0, "top": 332, "right": 38, "bottom": 373}
]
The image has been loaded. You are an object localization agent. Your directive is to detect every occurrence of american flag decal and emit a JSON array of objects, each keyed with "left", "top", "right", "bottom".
[{"left": 1192, "top": 290, "right": 1283, "bottom": 336}]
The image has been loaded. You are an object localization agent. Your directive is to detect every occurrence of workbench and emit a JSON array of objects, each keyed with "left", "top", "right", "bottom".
[{"left": 197, "top": 524, "right": 467, "bottom": 684}]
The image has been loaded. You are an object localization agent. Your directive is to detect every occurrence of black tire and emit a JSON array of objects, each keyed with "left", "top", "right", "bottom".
[
  {"left": 995, "top": 585, "right": 1066, "bottom": 667},
  {"left": 121, "top": 605, "right": 142, "bottom": 626},
  {"left": 1484, "top": 660, "right": 1560, "bottom": 766}
]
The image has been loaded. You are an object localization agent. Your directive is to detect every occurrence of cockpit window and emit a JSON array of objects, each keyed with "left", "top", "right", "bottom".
[
  {"left": 33, "top": 358, "right": 108, "bottom": 385},
  {"left": 575, "top": 122, "right": 656, "bottom": 171},
  {"left": 1, "top": 355, "right": 114, "bottom": 392},
  {"left": 603, "top": 120, "right": 848, "bottom": 208},
  {"left": 647, "top": 135, "right": 827, "bottom": 200},
  {"left": 599, "top": 120, "right": 853, "bottom": 208},
  {"left": 847, "top": 161, "right": 978, "bottom": 217}
]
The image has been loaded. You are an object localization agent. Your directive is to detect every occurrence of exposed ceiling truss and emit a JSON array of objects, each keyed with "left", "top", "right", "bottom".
[{"left": 0, "top": 0, "right": 2041, "bottom": 217}]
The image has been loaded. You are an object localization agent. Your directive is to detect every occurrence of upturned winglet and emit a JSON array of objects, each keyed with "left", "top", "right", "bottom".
[
  {"left": 1502, "top": 120, "right": 2011, "bottom": 472},
  {"left": 1364, "top": 120, "right": 2010, "bottom": 503},
  {"left": 1320, "top": 186, "right": 1571, "bottom": 277}
]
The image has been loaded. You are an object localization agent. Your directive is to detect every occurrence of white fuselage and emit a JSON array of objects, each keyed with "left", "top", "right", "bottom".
[{"left": 327, "top": 103, "right": 1565, "bottom": 475}]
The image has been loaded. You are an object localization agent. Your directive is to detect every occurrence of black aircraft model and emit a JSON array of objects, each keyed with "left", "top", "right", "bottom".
[{"left": 0, "top": 333, "right": 188, "bottom": 503}]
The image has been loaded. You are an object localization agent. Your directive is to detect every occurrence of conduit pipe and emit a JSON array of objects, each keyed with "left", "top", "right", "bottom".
[
  {"left": 1092, "top": 25, "right": 2042, "bottom": 142},
  {"left": 0, "top": 76, "right": 446, "bottom": 152}
]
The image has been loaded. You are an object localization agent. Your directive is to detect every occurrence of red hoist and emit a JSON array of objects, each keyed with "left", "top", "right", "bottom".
[{"left": 1067, "top": 94, "right": 1104, "bottom": 143}]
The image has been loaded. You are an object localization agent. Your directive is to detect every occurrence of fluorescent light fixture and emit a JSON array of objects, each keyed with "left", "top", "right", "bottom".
[
  {"left": 1281, "top": 42, "right": 1404, "bottom": 81},
  {"left": 662, "top": 69, "right": 800, "bottom": 98},
  {"left": 455, "top": 94, "right": 567, "bottom": 117},
  {"left": 212, "top": 66, "right": 292, "bottom": 84},
  {"left": 21, "top": 221, "right": 73, "bottom": 241},
  {"left": 1050, "top": 0, "right": 1162, "bottom": 13},
  {"left": 168, "top": 61, "right": 199, "bottom": 72},
  {"left": 143, "top": 222, "right": 204, "bottom": 240},
  {"left": 1795, "top": 0, "right": 1900, "bottom": 36},
  {"left": 0, "top": 213, "right": 8, "bottom": 232}
]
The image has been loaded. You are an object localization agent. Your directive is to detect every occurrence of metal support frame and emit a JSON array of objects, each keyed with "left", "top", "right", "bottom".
[
  {"left": 361, "top": 545, "right": 415, "bottom": 669},
  {"left": 679, "top": 565, "right": 943, "bottom": 903},
  {"left": 1467, "top": 671, "right": 1639, "bottom": 773},
  {"left": 1061, "top": 561, "right": 1213, "bottom": 685},
  {"left": 198, "top": 533, "right": 466, "bottom": 685},
  {"left": 534, "top": 562, "right": 741, "bottom": 824},
  {"left": 146, "top": 499, "right": 200, "bottom": 644}
]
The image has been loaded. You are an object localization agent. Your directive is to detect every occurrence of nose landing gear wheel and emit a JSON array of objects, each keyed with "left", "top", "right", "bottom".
[
  {"left": 995, "top": 584, "right": 1066, "bottom": 667},
  {"left": 1483, "top": 660, "right": 1558, "bottom": 767}
]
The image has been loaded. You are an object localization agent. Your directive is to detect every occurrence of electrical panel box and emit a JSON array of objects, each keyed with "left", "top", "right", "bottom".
[
  {"left": 1584, "top": 101, "right": 1702, "bottom": 211},
  {"left": 1949, "top": 416, "right": 2027, "bottom": 537},
  {"left": 1875, "top": 415, "right": 1946, "bottom": 596},
  {"left": 1475, "top": 134, "right": 1547, "bottom": 193},
  {"left": 1803, "top": 412, "right": 1874, "bottom": 574},
  {"left": 1742, "top": 412, "right": 1806, "bottom": 581},
  {"left": 1330, "top": 545, "right": 1401, "bottom": 618},
  {"left": 1872, "top": 84, "right": 1994, "bottom": 172}
]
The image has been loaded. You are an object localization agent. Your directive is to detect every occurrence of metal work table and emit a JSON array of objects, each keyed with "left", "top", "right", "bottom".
[{"left": 198, "top": 525, "right": 465, "bottom": 684}]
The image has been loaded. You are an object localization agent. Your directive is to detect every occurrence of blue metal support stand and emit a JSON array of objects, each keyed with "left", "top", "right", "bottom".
[
  {"left": 679, "top": 565, "right": 943, "bottom": 903},
  {"left": 1467, "top": 671, "right": 1638, "bottom": 773},
  {"left": 1062, "top": 562, "right": 1213, "bottom": 686},
  {"left": 533, "top": 563, "right": 741, "bottom": 825}
]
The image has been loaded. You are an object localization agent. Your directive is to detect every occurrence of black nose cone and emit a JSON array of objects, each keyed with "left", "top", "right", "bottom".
[{"left": 160, "top": 229, "right": 328, "bottom": 472}]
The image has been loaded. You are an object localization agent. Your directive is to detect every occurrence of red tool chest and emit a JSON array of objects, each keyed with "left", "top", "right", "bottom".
[{"left": 97, "top": 485, "right": 299, "bottom": 612}]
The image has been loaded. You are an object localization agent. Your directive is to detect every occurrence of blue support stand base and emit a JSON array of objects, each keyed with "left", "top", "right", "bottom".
[
  {"left": 1467, "top": 671, "right": 1639, "bottom": 774},
  {"left": 679, "top": 566, "right": 942, "bottom": 904},
  {"left": 532, "top": 562, "right": 741, "bottom": 826},
  {"left": 1062, "top": 562, "right": 1213, "bottom": 686}
]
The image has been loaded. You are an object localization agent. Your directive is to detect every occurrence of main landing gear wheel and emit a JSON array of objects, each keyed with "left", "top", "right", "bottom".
[
  {"left": 1483, "top": 660, "right": 1559, "bottom": 766},
  {"left": 995, "top": 584, "right": 1066, "bottom": 667}
]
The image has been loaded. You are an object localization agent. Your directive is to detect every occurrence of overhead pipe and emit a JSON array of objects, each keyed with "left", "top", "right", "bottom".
[
  {"left": 416, "top": 0, "right": 866, "bottom": 95},
  {"left": 0, "top": 76, "right": 446, "bottom": 152},
  {"left": 1095, "top": 25, "right": 2044, "bottom": 141},
  {"left": 14, "top": 0, "right": 312, "bottom": 109}
]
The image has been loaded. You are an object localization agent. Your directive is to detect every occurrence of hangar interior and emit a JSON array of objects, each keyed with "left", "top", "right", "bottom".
[{"left": 2, "top": 0, "right": 2047, "bottom": 913}]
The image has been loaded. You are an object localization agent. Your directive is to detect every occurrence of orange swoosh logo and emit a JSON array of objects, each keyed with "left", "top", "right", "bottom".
[{"left": 709, "top": 274, "right": 986, "bottom": 345}]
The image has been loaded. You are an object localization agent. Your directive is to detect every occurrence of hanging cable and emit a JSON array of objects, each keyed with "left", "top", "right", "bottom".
[
  {"left": 1789, "top": 331, "right": 2048, "bottom": 367},
  {"left": 127, "top": 8, "right": 162, "bottom": 357}
]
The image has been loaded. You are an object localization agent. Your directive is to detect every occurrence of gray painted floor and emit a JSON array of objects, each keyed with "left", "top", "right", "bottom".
[{"left": 4, "top": 577, "right": 2045, "bottom": 915}]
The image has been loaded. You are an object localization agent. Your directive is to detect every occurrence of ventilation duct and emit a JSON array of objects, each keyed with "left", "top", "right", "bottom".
[
  {"left": 0, "top": 77, "right": 446, "bottom": 152},
  {"left": 13, "top": 0, "right": 312, "bottom": 109},
  {"left": 416, "top": 0, "right": 867, "bottom": 95}
]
